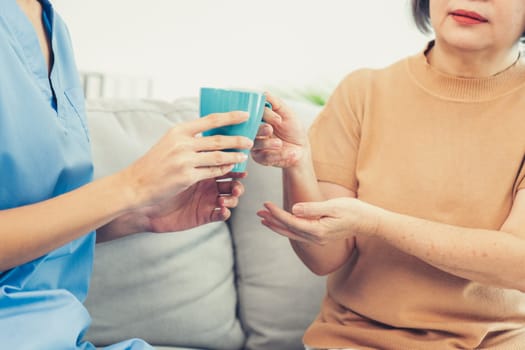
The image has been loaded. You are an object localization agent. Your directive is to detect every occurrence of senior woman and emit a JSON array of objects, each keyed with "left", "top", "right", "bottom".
[{"left": 254, "top": 0, "right": 525, "bottom": 349}]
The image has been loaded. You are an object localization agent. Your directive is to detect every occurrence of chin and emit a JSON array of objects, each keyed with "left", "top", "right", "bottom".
[{"left": 437, "top": 34, "right": 492, "bottom": 53}]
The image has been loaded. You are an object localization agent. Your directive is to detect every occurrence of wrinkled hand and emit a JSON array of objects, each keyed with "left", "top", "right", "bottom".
[
  {"left": 120, "top": 111, "right": 252, "bottom": 209},
  {"left": 251, "top": 92, "right": 309, "bottom": 168},
  {"left": 257, "top": 197, "right": 381, "bottom": 245},
  {"left": 142, "top": 173, "right": 246, "bottom": 233}
]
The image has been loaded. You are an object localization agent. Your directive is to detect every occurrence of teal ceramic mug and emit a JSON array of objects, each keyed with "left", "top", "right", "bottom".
[{"left": 199, "top": 87, "right": 271, "bottom": 172}]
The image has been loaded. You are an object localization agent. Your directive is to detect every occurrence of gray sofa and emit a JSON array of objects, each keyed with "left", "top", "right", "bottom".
[{"left": 82, "top": 97, "right": 326, "bottom": 350}]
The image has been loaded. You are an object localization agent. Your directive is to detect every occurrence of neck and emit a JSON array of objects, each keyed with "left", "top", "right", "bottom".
[
  {"left": 427, "top": 40, "right": 521, "bottom": 78},
  {"left": 16, "top": 0, "right": 41, "bottom": 16},
  {"left": 17, "top": 0, "right": 37, "bottom": 6}
]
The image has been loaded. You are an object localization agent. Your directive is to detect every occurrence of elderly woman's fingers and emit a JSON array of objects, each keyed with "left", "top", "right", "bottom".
[
  {"left": 264, "top": 92, "right": 294, "bottom": 122},
  {"left": 262, "top": 104, "right": 282, "bottom": 126},
  {"left": 258, "top": 210, "right": 312, "bottom": 244},
  {"left": 252, "top": 136, "right": 282, "bottom": 152},
  {"left": 255, "top": 123, "right": 274, "bottom": 138},
  {"left": 257, "top": 204, "right": 324, "bottom": 244}
]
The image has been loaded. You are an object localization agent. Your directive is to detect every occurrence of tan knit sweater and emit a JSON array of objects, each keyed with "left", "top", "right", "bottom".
[{"left": 304, "top": 45, "right": 525, "bottom": 350}]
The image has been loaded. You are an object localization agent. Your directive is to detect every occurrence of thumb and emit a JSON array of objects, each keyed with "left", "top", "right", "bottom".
[{"left": 292, "top": 201, "right": 333, "bottom": 218}]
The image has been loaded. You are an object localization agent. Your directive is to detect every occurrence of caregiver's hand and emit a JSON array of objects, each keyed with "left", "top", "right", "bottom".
[
  {"left": 251, "top": 92, "right": 309, "bottom": 168},
  {"left": 257, "top": 197, "right": 382, "bottom": 245},
  {"left": 118, "top": 111, "right": 253, "bottom": 210},
  {"left": 96, "top": 172, "right": 247, "bottom": 242},
  {"left": 144, "top": 172, "right": 246, "bottom": 233}
]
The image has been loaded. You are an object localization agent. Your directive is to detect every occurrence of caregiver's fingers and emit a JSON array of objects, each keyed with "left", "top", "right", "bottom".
[
  {"left": 185, "top": 111, "right": 249, "bottom": 135},
  {"left": 195, "top": 164, "right": 236, "bottom": 181},
  {"left": 194, "top": 151, "right": 248, "bottom": 168},
  {"left": 218, "top": 195, "right": 239, "bottom": 208},
  {"left": 217, "top": 181, "right": 244, "bottom": 206},
  {"left": 196, "top": 134, "right": 253, "bottom": 152},
  {"left": 210, "top": 207, "right": 231, "bottom": 222},
  {"left": 229, "top": 180, "right": 245, "bottom": 197},
  {"left": 216, "top": 172, "right": 248, "bottom": 181},
  {"left": 216, "top": 178, "right": 234, "bottom": 195}
]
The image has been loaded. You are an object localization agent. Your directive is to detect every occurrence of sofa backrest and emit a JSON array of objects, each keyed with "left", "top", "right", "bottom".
[
  {"left": 83, "top": 97, "right": 326, "bottom": 350},
  {"left": 229, "top": 100, "right": 326, "bottom": 350}
]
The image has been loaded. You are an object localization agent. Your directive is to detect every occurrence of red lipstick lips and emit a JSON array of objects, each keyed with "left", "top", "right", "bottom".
[{"left": 450, "top": 9, "right": 488, "bottom": 25}]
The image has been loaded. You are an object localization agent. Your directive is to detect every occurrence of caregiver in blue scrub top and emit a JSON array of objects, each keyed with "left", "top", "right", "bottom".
[{"left": 0, "top": 0, "right": 254, "bottom": 349}]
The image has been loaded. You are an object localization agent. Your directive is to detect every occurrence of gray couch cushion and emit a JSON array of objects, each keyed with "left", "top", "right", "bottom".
[
  {"left": 83, "top": 99, "right": 244, "bottom": 350},
  {"left": 229, "top": 100, "right": 326, "bottom": 350}
]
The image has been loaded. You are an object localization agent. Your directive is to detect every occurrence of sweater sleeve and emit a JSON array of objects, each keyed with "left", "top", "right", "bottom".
[{"left": 308, "top": 71, "right": 369, "bottom": 192}]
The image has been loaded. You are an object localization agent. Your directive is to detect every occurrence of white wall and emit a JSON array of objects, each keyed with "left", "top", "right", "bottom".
[{"left": 51, "top": 0, "right": 430, "bottom": 100}]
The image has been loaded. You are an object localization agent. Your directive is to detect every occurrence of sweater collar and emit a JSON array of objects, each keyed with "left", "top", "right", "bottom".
[{"left": 407, "top": 41, "right": 525, "bottom": 102}]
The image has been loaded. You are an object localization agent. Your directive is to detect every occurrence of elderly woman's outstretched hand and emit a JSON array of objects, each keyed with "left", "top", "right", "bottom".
[
  {"left": 251, "top": 92, "right": 309, "bottom": 168},
  {"left": 257, "top": 198, "right": 382, "bottom": 245}
]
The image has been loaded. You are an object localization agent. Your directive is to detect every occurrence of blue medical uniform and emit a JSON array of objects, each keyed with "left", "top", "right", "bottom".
[{"left": 0, "top": 1, "right": 152, "bottom": 349}]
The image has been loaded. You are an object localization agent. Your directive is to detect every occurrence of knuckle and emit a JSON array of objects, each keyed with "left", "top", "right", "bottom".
[
  {"left": 210, "top": 136, "right": 223, "bottom": 150},
  {"left": 234, "top": 182, "right": 244, "bottom": 195},
  {"left": 180, "top": 166, "right": 193, "bottom": 181},
  {"left": 228, "top": 197, "right": 239, "bottom": 208},
  {"left": 214, "top": 152, "right": 227, "bottom": 165},
  {"left": 170, "top": 155, "right": 186, "bottom": 170},
  {"left": 169, "top": 125, "right": 187, "bottom": 139},
  {"left": 206, "top": 114, "right": 221, "bottom": 128},
  {"left": 235, "top": 136, "right": 247, "bottom": 148},
  {"left": 233, "top": 111, "right": 247, "bottom": 119},
  {"left": 169, "top": 125, "right": 180, "bottom": 135},
  {"left": 317, "top": 230, "right": 328, "bottom": 241},
  {"left": 218, "top": 165, "right": 232, "bottom": 176}
]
